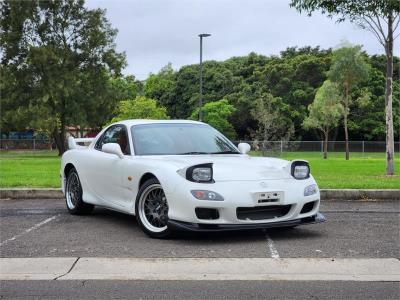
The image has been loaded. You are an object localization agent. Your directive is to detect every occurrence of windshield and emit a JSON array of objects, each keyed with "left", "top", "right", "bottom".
[{"left": 131, "top": 123, "right": 240, "bottom": 155}]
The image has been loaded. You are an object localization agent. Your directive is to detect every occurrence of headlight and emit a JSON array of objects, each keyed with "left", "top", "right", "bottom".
[
  {"left": 291, "top": 161, "right": 310, "bottom": 179},
  {"left": 191, "top": 190, "right": 224, "bottom": 201},
  {"left": 193, "top": 167, "right": 212, "bottom": 182},
  {"left": 304, "top": 184, "right": 318, "bottom": 196},
  {"left": 186, "top": 163, "right": 214, "bottom": 183}
]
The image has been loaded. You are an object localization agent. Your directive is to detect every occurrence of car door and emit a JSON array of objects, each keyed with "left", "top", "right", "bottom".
[{"left": 84, "top": 125, "right": 131, "bottom": 208}]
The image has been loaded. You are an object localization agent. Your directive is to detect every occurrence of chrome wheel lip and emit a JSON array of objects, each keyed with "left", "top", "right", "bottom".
[
  {"left": 66, "top": 172, "right": 80, "bottom": 210},
  {"left": 138, "top": 184, "right": 169, "bottom": 233}
]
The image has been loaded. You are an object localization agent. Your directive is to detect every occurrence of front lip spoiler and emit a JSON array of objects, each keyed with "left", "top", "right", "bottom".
[{"left": 167, "top": 213, "right": 326, "bottom": 232}]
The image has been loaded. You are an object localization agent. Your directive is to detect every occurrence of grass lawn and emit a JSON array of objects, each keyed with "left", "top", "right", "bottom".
[
  {"left": 282, "top": 152, "right": 400, "bottom": 189},
  {"left": 0, "top": 150, "right": 60, "bottom": 188},
  {"left": 0, "top": 150, "right": 399, "bottom": 189}
]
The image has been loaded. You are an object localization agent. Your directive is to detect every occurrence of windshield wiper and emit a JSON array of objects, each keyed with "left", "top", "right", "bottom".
[
  {"left": 210, "top": 150, "right": 240, "bottom": 154},
  {"left": 178, "top": 151, "right": 210, "bottom": 155}
]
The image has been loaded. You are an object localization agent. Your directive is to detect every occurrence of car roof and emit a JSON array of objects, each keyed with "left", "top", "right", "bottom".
[{"left": 114, "top": 119, "right": 206, "bottom": 127}]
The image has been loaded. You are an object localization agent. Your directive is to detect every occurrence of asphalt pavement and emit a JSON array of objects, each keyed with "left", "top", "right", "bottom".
[{"left": 0, "top": 198, "right": 399, "bottom": 299}]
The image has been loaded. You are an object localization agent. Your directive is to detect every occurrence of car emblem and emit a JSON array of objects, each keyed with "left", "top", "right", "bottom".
[{"left": 260, "top": 181, "right": 267, "bottom": 187}]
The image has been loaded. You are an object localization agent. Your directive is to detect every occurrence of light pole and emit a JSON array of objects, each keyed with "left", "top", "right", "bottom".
[{"left": 198, "top": 33, "right": 211, "bottom": 121}]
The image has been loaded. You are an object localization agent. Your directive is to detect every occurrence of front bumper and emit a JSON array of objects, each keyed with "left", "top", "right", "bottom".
[
  {"left": 166, "top": 177, "right": 321, "bottom": 225},
  {"left": 167, "top": 212, "right": 326, "bottom": 232}
]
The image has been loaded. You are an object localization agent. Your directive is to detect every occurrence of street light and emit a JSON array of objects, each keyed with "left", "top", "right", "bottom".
[{"left": 198, "top": 33, "right": 211, "bottom": 121}]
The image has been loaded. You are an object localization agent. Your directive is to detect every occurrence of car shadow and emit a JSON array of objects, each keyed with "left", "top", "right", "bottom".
[
  {"left": 266, "top": 226, "right": 324, "bottom": 240},
  {"left": 88, "top": 207, "right": 323, "bottom": 242}
]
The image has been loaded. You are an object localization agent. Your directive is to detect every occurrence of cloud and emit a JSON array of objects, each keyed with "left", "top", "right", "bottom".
[{"left": 86, "top": 0, "right": 384, "bottom": 80}]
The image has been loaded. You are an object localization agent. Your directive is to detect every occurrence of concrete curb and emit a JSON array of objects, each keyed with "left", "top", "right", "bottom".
[
  {"left": 0, "top": 188, "right": 62, "bottom": 200},
  {"left": 1, "top": 188, "right": 399, "bottom": 200},
  {"left": 1, "top": 257, "right": 399, "bottom": 281},
  {"left": 320, "top": 189, "right": 400, "bottom": 200}
]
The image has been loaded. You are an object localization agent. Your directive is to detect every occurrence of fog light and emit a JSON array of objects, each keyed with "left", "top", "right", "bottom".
[
  {"left": 191, "top": 190, "right": 224, "bottom": 201},
  {"left": 304, "top": 184, "right": 318, "bottom": 196}
]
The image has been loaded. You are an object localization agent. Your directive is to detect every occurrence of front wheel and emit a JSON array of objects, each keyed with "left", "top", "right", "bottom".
[
  {"left": 135, "top": 178, "right": 171, "bottom": 238},
  {"left": 65, "top": 168, "right": 94, "bottom": 215}
]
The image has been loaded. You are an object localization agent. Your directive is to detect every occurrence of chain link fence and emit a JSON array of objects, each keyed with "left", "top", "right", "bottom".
[
  {"left": 1, "top": 139, "right": 399, "bottom": 157},
  {"left": 0, "top": 139, "right": 53, "bottom": 150},
  {"left": 233, "top": 140, "right": 400, "bottom": 157}
]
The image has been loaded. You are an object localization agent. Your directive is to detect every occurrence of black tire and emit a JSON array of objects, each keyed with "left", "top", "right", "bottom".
[
  {"left": 135, "top": 178, "right": 171, "bottom": 238},
  {"left": 65, "top": 168, "right": 94, "bottom": 215}
]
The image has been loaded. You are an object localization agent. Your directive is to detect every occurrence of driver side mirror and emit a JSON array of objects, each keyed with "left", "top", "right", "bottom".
[
  {"left": 238, "top": 142, "right": 251, "bottom": 154},
  {"left": 102, "top": 143, "right": 124, "bottom": 159}
]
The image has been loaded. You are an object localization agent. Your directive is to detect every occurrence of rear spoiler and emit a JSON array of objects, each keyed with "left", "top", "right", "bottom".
[{"left": 68, "top": 137, "right": 95, "bottom": 149}]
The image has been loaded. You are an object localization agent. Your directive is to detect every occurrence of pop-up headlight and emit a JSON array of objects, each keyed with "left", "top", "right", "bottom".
[
  {"left": 291, "top": 161, "right": 310, "bottom": 180},
  {"left": 186, "top": 163, "right": 214, "bottom": 183}
]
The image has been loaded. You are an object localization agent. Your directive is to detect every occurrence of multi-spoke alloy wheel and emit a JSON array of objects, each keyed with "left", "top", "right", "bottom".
[
  {"left": 136, "top": 178, "right": 171, "bottom": 238},
  {"left": 65, "top": 168, "right": 94, "bottom": 215},
  {"left": 66, "top": 172, "right": 80, "bottom": 210}
]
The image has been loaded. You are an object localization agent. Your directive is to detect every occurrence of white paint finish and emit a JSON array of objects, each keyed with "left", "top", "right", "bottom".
[
  {"left": 0, "top": 257, "right": 77, "bottom": 280},
  {"left": 61, "top": 120, "right": 321, "bottom": 229},
  {"left": 0, "top": 215, "right": 57, "bottom": 247},
  {"left": 60, "top": 257, "right": 400, "bottom": 281},
  {"left": 265, "top": 234, "right": 280, "bottom": 259}
]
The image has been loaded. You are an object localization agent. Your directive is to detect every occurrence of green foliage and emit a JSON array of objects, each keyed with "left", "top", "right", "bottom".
[
  {"left": 139, "top": 47, "right": 398, "bottom": 142},
  {"left": 327, "top": 44, "right": 371, "bottom": 138},
  {"left": 328, "top": 44, "right": 370, "bottom": 92},
  {"left": 289, "top": 0, "right": 399, "bottom": 22},
  {"left": 144, "top": 63, "right": 177, "bottom": 116},
  {"left": 0, "top": 0, "right": 126, "bottom": 154},
  {"left": 290, "top": 0, "right": 399, "bottom": 171},
  {"left": 303, "top": 80, "right": 343, "bottom": 134},
  {"left": 350, "top": 61, "right": 400, "bottom": 140},
  {"left": 143, "top": 47, "right": 332, "bottom": 140},
  {"left": 250, "top": 93, "right": 294, "bottom": 141},
  {"left": 110, "top": 96, "right": 169, "bottom": 123},
  {"left": 109, "top": 75, "right": 142, "bottom": 102},
  {"left": 325, "top": 44, "right": 370, "bottom": 159},
  {"left": 189, "top": 99, "right": 236, "bottom": 139}
]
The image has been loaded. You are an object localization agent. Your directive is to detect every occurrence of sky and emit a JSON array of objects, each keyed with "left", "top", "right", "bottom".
[{"left": 86, "top": 0, "right": 387, "bottom": 80}]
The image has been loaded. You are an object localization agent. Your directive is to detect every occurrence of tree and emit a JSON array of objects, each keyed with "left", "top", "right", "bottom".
[
  {"left": 350, "top": 56, "right": 400, "bottom": 141},
  {"left": 189, "top": 99, "right": 236, "bottom": 139},
  {"left": 303, "top": 81, "right": 344, "bottom": 159},
  {"left": 290, "top": 0, "right": 399, "bottom": 173},
  {"left": 0, "top": 0, "right": 126, "bottom": 155},
  {"left": 250, "top": 93, "right": 294, "bottom": 142},
  {"left": 109, "top": 75, "right": 142, "bottom": 102},
  {"left": 109, "top": 96, "right": 169, "bottom": 123},
  {"left": 328, "top": 44, "right": 369, "bottom": 160},
  {"left": 144, "top": 63, "right": 177, "bottom": 116}
]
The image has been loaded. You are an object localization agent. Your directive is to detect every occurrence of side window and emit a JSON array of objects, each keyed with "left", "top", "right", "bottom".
[{"left": 94, "top": 125, "right": 131, "bottom": 155}]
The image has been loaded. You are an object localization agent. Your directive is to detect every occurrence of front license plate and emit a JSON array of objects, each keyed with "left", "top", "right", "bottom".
[{"left": 257, "top": 191, "right": 283, "bottom": 204}]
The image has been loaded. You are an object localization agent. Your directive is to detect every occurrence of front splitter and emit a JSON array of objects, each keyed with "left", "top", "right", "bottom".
[{"left": 167, "top": 212, "right": 326, "bottom": 232}]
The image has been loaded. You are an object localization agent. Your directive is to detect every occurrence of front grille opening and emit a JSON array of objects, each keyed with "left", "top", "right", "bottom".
[
  {"left": 195, "top": 208, "right": 219, "bottom": 220},
  {"left": 236, "top": 205, "right": 292, "bottom": 221},
  {"left": 300, "top": 201, "right": 316, "bottom": 214}
]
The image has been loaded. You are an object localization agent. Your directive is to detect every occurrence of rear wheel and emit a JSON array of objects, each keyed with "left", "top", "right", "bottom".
[
  {"left": 135, "top": 178, "right": 171, "bottom": 238},
  {"left": 65, "top": 168, "right": 94, "bottom": 215}
]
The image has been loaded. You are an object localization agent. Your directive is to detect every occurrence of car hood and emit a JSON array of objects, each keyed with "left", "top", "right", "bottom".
[{"left": 140, "top": 155, "right": 292, "bottom": 181}]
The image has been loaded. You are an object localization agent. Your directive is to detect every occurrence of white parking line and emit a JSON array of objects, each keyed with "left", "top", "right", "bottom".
[
  {"left": 0, "top": 215, "right": 58, "bottom": 247},
  {"left": 265, "top": 232, "right": 280, "bottom": 258}
]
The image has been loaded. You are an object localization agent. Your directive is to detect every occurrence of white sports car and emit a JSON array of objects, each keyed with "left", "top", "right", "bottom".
[{"left": 61, "top": 120, "right": 325, "bottom": 238}]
